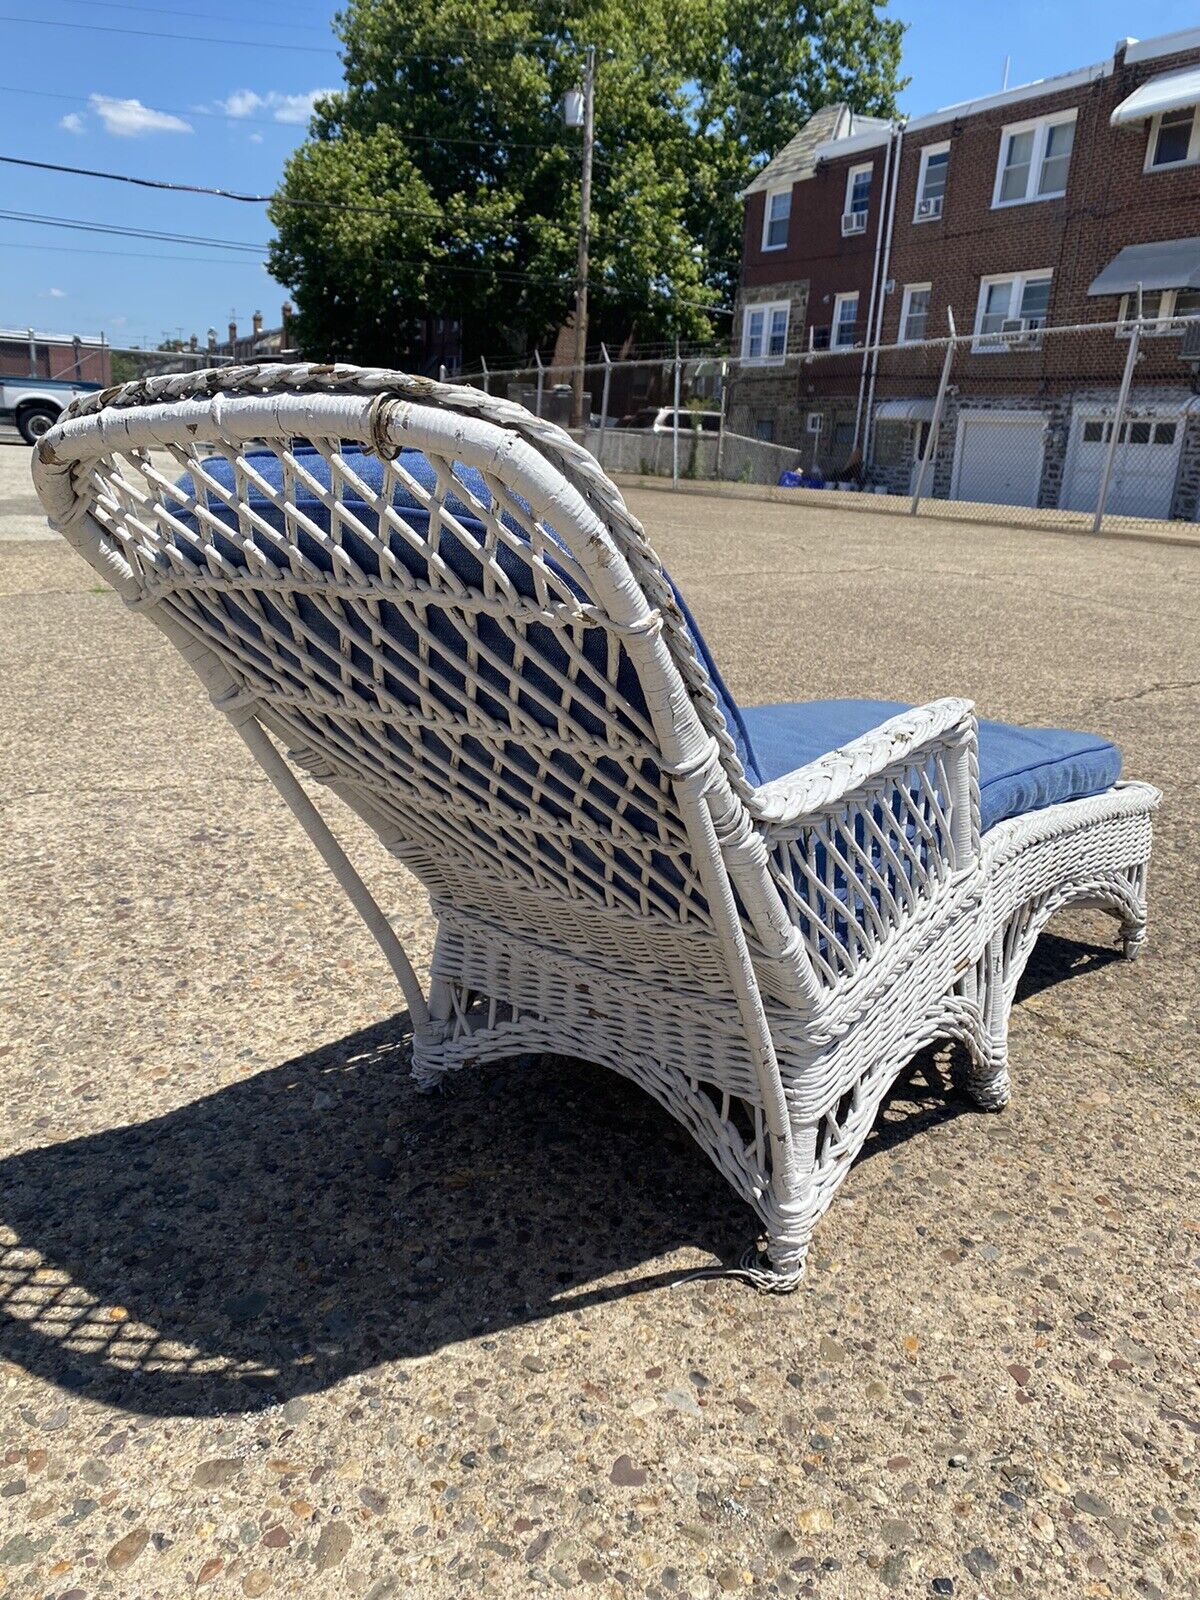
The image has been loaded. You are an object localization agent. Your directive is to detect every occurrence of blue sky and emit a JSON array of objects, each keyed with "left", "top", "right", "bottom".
[{"left": 2, "top": 0, "right": 1197, "bottom": 348}]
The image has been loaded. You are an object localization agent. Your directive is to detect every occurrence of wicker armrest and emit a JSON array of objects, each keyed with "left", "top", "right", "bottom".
[
  {"left": 742, "top": 700, "right": 980, "bottom": 988},
  {"left": 746, "top": 698, "right": 978, "bottom": 832}
]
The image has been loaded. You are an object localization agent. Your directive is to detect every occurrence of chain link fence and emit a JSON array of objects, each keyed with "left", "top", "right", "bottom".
[
  {"left": 13, "top": 319, "right": 1197, "bottom": 534},
  {"left": 456, "top": 315, "right": 1200, "bottom": 535}
]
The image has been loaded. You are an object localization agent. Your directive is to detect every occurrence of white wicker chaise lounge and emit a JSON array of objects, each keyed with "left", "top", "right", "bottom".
[{"left": 32, "top": 365, "right": 1160, "bottom": 1288}]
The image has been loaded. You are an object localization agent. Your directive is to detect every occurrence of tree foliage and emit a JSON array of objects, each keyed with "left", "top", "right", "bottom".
[{"left": 268, "top": 0, "right": 906, "bottom": 365}]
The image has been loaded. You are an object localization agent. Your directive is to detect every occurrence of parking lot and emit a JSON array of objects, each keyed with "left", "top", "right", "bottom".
[{"left": 1, "top": 436, "right": 1197, "bottom": 1598}]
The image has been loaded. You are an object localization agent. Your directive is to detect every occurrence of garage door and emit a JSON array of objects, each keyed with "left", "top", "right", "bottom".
[
  {"left": 953, "top": 413, "right": 1046, "bottom": 507},
  {"left": 1061, "top": 413, "right": 1183, "bottom": 520}
]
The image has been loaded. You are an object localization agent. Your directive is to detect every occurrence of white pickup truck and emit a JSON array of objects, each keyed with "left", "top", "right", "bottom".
[{"left": 0, "top": 375, "right": 104, "bottom": 444}]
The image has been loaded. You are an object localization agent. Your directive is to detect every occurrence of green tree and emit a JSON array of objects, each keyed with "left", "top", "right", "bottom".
[
  {"left": 690, "top": 0, "right": 908, "bottom": 305},
  {"left": 268, "top": 0, "right": 906, "bottom": 366}
]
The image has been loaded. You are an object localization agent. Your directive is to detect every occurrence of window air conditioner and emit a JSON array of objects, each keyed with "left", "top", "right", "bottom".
[
  {"left": 999, "top": 317, "right": 1043, "bottom": 350},
  {"left": 841, "top": 211, "right": 868, "bottom": 236},
  {"left": 915, "top": 195, "right": 943, "bottom": 221}
]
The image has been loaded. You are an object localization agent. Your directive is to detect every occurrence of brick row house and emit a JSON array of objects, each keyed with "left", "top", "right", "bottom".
[{"left": 728, "top": 25, "right": 1200, "bottom": 519}]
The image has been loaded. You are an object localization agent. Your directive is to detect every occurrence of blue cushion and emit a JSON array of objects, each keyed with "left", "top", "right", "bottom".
[
  {"left": 741, "top": 698, "right": 1121, "bottom": 832},
  {"left": 174, "top": 445, "right": 756, "bottom": 777}
]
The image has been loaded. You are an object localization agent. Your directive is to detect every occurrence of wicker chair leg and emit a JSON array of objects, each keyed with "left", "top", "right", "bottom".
[
  {"left": 1118, "top": 863, "right": 1150, "bottom": 961},
  {"left": 758, "top": 1198, "right": 814, "bottom": 1288},
  {"left": 964, "top": 944, "right": 1012, "bottom": 1110}
]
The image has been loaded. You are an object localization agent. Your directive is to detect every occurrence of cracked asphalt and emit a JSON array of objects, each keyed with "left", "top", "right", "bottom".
[{"left": 0, "top": 438, "right": 1198, "bottom": 1600}]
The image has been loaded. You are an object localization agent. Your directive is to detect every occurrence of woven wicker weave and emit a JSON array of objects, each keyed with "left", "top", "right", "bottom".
[{"left": 32, "top": 363, "right": 1160, "bottom": 1288}]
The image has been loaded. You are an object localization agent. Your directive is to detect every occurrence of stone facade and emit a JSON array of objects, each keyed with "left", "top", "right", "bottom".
[{"left": 726, "top": 279, "right": 811, "bottom": 447}]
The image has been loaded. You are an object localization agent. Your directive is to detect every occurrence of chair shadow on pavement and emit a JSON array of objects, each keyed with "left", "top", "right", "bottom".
[{"left": 0, "top": 929, "right": 1118, "bottom": 1419}]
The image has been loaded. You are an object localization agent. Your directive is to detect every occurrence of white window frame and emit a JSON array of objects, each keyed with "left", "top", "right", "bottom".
[
  {"left": 1117, "top": 287, "right": 1200, "bottom": 335},
  {"left": 899, "top": 282, "right": 933, "bottom": 344},
  {"left": 832, "top": 291, "right": 860, "bottom": 350},
  {"left": 914, "top": 142, "right": 950, "bottom": 221},
  {"left": 972, "top": 270, "right": 1053, "bottom": 352},
  {"left": 844, "top": 162, "right": 873, "bottom": 218},
  {"left": 1144, "top": 106, "right": 1200, "bottom": 171},
  {"left": 761, "top": 186, "right": 791, "bottom": 251},
  {"left": 991, "top": 110, "right": 1077, "bottom": 208},
  {"left": 741, "top": 299, "right": 790, "bottom": 363}
]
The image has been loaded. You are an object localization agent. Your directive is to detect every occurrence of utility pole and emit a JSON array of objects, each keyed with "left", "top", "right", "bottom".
[{"left": 570, "top": 44, "right": 596, "bottom": 431}]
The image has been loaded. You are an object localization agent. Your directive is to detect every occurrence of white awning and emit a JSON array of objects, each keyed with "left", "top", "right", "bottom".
[
  {"left": 874, "top": 398, "right": 935, "bottom": 423},
  {"left": 1088, "top": 238, "right": 1200, "bottom": 296},
  {"left": 1110, "top": 66, "right": 1200, "bottom": 126}
]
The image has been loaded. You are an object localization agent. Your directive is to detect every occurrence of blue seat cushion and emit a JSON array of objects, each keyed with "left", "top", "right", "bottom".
[{"left": 741, "top": 699, "right": 1121, "bottom": 833}]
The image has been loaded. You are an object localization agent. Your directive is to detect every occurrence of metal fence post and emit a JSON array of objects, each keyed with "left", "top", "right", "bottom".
[
  {"left": 438, "top": 362, "right": 447, "bottom": 384},
  {"left": 672, "top": 337, "right": 682, "bottom": 489},
  {"left": 480, "top": 356, "right": 490, "bottom": 395},
  {"left": 1092, "top": 317, "right": 1141, "bottom": 535},
  {"left": 716, "top": 359, "right": 728, "bottom": 480},
  {"left": 911, "top": 306, "right": 957, "bottom": 516},
  {"left": 599, "top": 343, "right": 611, "bottom": 445},
  {"left": 534, "top": 348, "right": 545, "bottom": 418}
]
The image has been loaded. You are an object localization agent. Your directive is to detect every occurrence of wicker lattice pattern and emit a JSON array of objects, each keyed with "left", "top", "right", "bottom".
[{"left": 33, "top": 364, "right": 1161, "bottom": 1286}]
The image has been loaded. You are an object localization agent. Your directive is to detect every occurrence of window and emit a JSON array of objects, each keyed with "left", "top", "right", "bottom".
[
  {"left": 1081, "top": 417, "right": 1180, "bottom": 446},
  {"left": 741, "top": 300, "right": 790, "bottom": 361},
  {"left": 754, "top": 418, "right": 775, "bottom": 442},
  {"left": 1117, "top": 287, "right": 1200, "bottom": 334},
  {"left": 1147, "top": 106, "right": 1200, "bottom": 170},
  {"left": 993, "top": 111, "right": 1076, "bottom": 206},
  {"left": 899, "top": 283, "right": 932, "bottom": 343},
  {"left": 973, "top": 271, "right": 1053, "bottom": 349},
  {"left": 832, "top": 291, "right": 860, "bottom": 349},
  {"left": 914, "top": 142, "right": 949, "bottom": 220},
  {"left": 762, "top": 187, "right": 791, "bottom": 250},
  {"left": 845, "top": 162, "right": 873, "bottom": 217}
]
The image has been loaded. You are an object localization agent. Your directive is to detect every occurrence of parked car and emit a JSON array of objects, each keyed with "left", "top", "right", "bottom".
[
  {"left": 616, "top": 406, "right": 723, "bottom": 433},
  {"left": 0, "top": 375, "right": 104, "bottom": 444}
]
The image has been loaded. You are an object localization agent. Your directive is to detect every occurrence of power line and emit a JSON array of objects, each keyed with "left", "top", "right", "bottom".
[
  {"left": 0, "top": 215, "right": 730, "bottom": 312},
  {"left": 0, "top": 238, "right": 275, "bottom": 266},
  {"left": 0, "top": 155, "right": 449, "bottom": 220},
  {"left": 0, "top": 12, "right": 336, "bottom": 52},
  {"left": 0, "top": 12, "right": 558, "bottom": 60},
  {"left": 0, "top": 209, "right": 267, "bottom": 253},
  {"left": 56, "top": 0, "right": 336, "bottom": 34}
]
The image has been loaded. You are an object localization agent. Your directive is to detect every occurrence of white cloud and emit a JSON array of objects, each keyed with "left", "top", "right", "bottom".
[
  {"left": 218, "top": 89, "right": 264, "bottom": 119},
  {"left": 89, "top": 94, "right": 192, "bottom": 137},
  {"left": 217, "top": 87, "right": 333, "bottom": 125},
  {"left": 248, "top": 132, "right": 264, "bottom": 145},
  {"left": 38, "top": 287, "right": 67, "bottom": 299},
  {"left": 270, "top": 90, "right": 333, "bottom": 124},
  {"left": 59, "top": 112, "right": 85, "bottom": 134}
]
